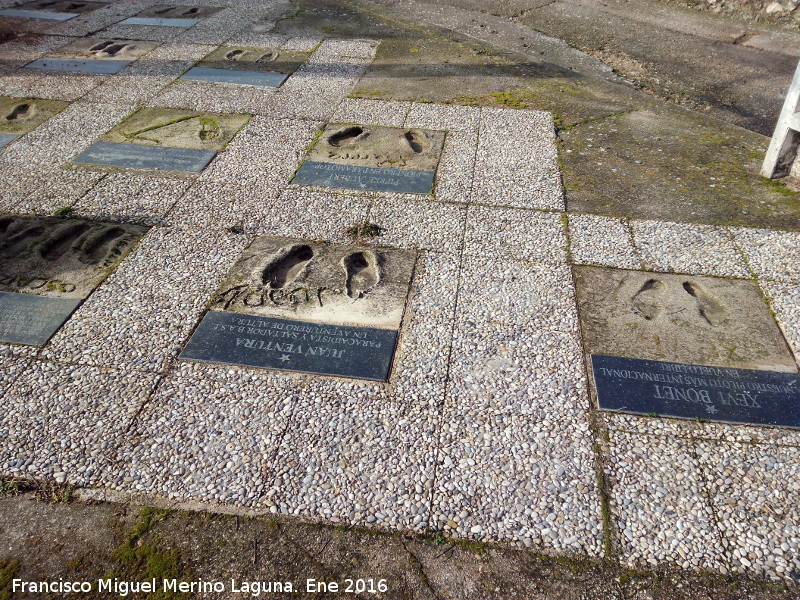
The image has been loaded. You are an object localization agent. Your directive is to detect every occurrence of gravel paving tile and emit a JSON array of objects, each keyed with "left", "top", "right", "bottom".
[
  {"left": 760, "top": 280, "right": 800, "bottom": 361},
  {"left": 433, "top": 129, "right": 477, "bottom": 204},
  {"left": 732, "top": 227, "right": 800, "bottom": 283},
  {"left": 568, "top": 213, "right": 640, "bottom": 269},
  {"left": 0, "top": 352, "right": 32, "bottom": 395},
  {"left": 472, "top": 107, "right": 563, "bottom": 210},
  {"left": 366, "top": 197, "right": 465, "bottom": 253},
  {"left": 331, "top": 98, "right": 411, "bottom": 127},
  {"left": 405, "top": 102, "right": 481, "bottom": 133},
  {"left": 633, "top": 220, "right": 749, "bottom": 278},
  {"left": 457, "top": 255, "right": 579, "bottom": 334},
  {"left": 605, "top": 431, "right": 725, "bottom": 571},
  {"left": 84, "top": 42, "right": 216, "bottom": 106},
  {"left": 200, "top": 116, "right": 321, "bottom": 187},
  {"left": 95, "top": 24, "right": 185, "bottom": 43},
  {"left": 15, "top": 169, "right": 105, "bottom": 214},
  {"left": 0, "top": 35, "right": 73, "bottom": 62},
  {"left": 107, "top": 366, "right": 299, "bottom": 505},
  {"left": 464, "top": 206, "right": 566, "bottom": 263},
  {"left": 697, "top": 441, "right": 800, "bottom": 580},
  {"left": 149, "top": 78, "right": 280, "bottom": 114},
  {"left": 390, "top": 251, "right": 459, "bottom": 406},
  {"left": 73, "top": 173, "right": 192, "bottom": 225},
  {"left": 0, "top": 362, "right": 159, "bottom": 487},
  {"left": 281, "top": 36, "right": 323, "bottom": 52},
  {"left": 260, "top": 187, "right": 370, "bottom": 244},
  {"left": 0, "top": 101, "right": 133, "bottom": 169},
  {"left": 40, "top": 227, "right": 250, "bottom": 372},
  {"left": 168, "top": 179, "right": 281, "bottom": 231},
  {"left": 16, "top": 72, "right": 109, "bottom": 102},
  {"left": 431, "top": 412, "right": 602, "bottom": 554},
  {"left": 447, "top": 324, "right": 587, "bottom": 418},
  {"left": 603, "top": 412, "right": 800, "bottom": 447},
  {"left": 173, "top": 8, "right": 254, "bottom": 45},
  {"left": 264, "top": 383, "right": 438, "bottom": 531},
  {"left": 224, "top": 32, "right": 290, "bottom": 49}
]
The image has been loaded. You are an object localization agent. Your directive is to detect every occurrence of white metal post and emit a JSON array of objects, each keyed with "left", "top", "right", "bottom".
[{"left": 763, "top": 59, "right": 800, "bottom": 179}]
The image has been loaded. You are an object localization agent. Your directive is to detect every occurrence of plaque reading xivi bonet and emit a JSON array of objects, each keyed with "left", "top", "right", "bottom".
[{"left": 180, "top": 236, "right": 417, "bottom": 380}]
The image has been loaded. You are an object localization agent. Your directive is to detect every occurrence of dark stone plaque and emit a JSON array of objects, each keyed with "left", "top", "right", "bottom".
[
  {"left": 0, "top": 291, "right": 80, "bottom": 346},
  {"left": 181, "top": 66, "right": 289, "bottom": 87},
  {"left": 181, "top": 312, "right": 399, "bottom": 381},
  {"left": 292, "top": 161, "right": 436, "bottom": 194},
  {"left": 73, "top": 141, "right": 217, "bottom": 172},
  {"left": 0, "top": 8, "right": 78, "bottom": 19},
  {"left": 26, "top": 58, "right": 129, "bottom": 74},
  {"left": 118, "top": 16, "right": 200, "bottom": 27},
  {"left": 592, "top": 354, "right": 800, "bottom": 428},
  {"left": 0, "top": 134, "right": 18, "bottom": 150}
]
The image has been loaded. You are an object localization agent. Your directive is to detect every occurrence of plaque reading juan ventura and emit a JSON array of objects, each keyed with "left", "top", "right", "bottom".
[
  {"left": 180, "top": 236, "right": 416, "bottom": 380},
  {"left": 592, "top": 354, "right": 800, "bottom": 428}
]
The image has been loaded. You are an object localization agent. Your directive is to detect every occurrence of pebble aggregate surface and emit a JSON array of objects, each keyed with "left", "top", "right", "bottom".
[{"left": 0, "top": 1, "right": 798, "bottom": 585}]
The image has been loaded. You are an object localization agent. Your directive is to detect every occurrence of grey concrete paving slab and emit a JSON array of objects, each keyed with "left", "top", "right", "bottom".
[
  {"left": 457, "top": 255, "right": 579, "bottom": 334},
  {"left": 72, "top": 172, "right": 192, "bottom": 224},
  {"left": 259, "top": 188, "right": 370, "bottom": 244},
  {"left": 366, "top": 196, "right": 466, "bottom": 252},
  {"left": 472, "top": 107, "right": 563, "bottom": 209},
  {"left": 732, "top": 227, "right": 800, "bottom": 284}
]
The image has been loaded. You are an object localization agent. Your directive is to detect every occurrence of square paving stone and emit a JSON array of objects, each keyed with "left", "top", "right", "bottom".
[
  {"left": 109, "top": 366, "right": 300, "bottom": 505},
  {"left": 25, "top": 37, "right": 159, "bottom": 74},
  {"left": 73, "top": 107, "right": 250, "bottom": 173},
  {"left": 568, "top": 213, "right": 640, "bottom": 269},
  {"left": 0, "top": 362, "right": 159, "bottom": 487},
  {"left": 432, "top": 412, "right": 602, "bottom": 553},
  {"left": 181, "top": 235, "right": 417, "bottom": 381},
  {"left": 575, "top": 266, "right": 798, "bottom": 373},
  {"left": 263, "top": 383, "right": 438, "bottom": 532},
  {"left": 180, "top": 46, "right": 309, "bottom": 87},
  {"left": 464, "top": 206, "right": 566, "bottom": 263},
  {"left": 292, "top": 123, "right": 445, "bottom": 195},
  {"left": 0, "top": 97, "right": 68, "bottom": 136},
  {"left": 696, "top": 441, "right": 800, "bottom": 580},
  {"left": 0, "top": 215, "right": 147, "bottom": 345},
  {"left": 605, "top": 431, "right": 724, "bottom": 570}
]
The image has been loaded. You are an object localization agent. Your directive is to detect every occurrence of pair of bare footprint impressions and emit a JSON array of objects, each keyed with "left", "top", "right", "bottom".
[
  {"left": 88, "top": 40, "right": 139, "bottom": 59},
  {"left": 327, "top": 126, "right": 428, "bottom": 164},
  {"left": 632, "top": 278, "right": 727, "bottom": 326},
  {"left": 0, "top": 217, "right": 128, "bottom": 267},
  {"left": 261, "top": 244, "right": 380, "bottom": 300},
  {"left": 4, "top": 102, "right": 33, "bottom": 122},
  {"left": 37, "top": 1, "right": 88, "bottom": 10}
]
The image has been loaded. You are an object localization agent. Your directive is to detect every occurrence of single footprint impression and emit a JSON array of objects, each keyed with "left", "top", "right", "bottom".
[
  {"left": 402, "top": 130, "right": 427, "bottom": 154},
  {"left": 327, "top": 126, "right": 366, "bottom": 148},
  {"left": 342, "top": 251, "right": 380, "bottom": 299},
  {"left": 631, "top": 278, "right": 666, "bottom": 320},
  {"left": 261, "top": 244, "right": 314, "bottom": 289},
  {"left": 5, "top": 102, "right": 33, "bottom": 121},
  {"left": 683, "top": 281, "right": 727, "bottom": 326}
]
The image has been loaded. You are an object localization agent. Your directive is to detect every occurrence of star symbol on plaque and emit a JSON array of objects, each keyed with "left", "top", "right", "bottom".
[
  {"left": 359, "top": 183, "right": 368, "bottom": 189},
  {"left": 704, "top": 404, "right": 718, "bottom": 414},
  {"left": 279, "top": 354, "right": 291, "bottom": 363}
]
